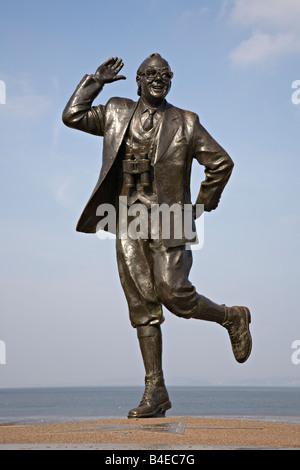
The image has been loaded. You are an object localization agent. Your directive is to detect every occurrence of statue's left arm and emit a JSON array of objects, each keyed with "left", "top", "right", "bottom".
[{"left": 193, "top": 116, "right": 234, "bottom": 213}]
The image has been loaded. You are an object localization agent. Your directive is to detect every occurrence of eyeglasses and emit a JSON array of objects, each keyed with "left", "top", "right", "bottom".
[{"left": 140, "top": 67, "right": 174, "bottom": 82}]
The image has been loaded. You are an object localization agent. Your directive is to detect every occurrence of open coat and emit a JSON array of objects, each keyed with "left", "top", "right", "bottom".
[{"left": 62, "top": 74, "right": 234, "bottom": 247}]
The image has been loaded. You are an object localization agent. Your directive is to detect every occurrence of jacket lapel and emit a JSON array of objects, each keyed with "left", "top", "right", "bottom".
[
  {"left": 111, "top": 100, "right": 138, "bottom": 156},
  {"left": 155, "top": 103, "right": 179, "bottom": 164},
  {"left": 96, "top": 100, "right": 138, "bottom": 189}
]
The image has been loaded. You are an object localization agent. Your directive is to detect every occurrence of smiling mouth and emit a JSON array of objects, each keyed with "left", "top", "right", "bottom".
[{"left": 152, "top": 84, "right": 165, "bottom": 91}]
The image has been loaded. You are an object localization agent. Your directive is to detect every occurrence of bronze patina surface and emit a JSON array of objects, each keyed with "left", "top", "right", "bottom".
[{"left": 62, "top": 55, "right": 252, "bottom": 418}]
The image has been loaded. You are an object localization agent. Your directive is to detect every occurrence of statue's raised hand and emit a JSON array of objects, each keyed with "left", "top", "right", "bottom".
[{"left": 94, "top": 57, "right": 126, "bottom": 84}]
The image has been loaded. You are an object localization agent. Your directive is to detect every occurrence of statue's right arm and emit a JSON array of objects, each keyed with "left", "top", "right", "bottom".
[
  {"left": 62, "top": 57, "right": 126, "bottom": 136},
  {"left": 62, "top": 74, "right": 106, "bottom": 136}
]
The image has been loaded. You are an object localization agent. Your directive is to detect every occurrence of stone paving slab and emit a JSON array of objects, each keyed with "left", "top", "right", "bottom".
[{"left": 0, "top": 417, "right": 299, "bottom": 450}]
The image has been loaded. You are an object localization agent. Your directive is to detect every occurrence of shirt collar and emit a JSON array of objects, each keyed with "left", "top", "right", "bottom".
[{"left": 139, "top": 97, "right": 166, "bottom": 115}]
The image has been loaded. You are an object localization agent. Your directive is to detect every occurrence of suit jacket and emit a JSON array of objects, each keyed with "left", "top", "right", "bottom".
[{"left": 62, "top": 74, "right": 234, "bottom": 247}]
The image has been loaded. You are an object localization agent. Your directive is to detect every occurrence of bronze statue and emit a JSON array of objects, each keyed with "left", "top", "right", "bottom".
[{"left": 62, "top": 55, "right": 252, "bottom": 418}]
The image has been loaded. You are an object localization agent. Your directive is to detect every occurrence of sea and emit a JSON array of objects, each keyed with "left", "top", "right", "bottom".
[{"left": 0, "top": 386, "right": 299, "bottom": 425}]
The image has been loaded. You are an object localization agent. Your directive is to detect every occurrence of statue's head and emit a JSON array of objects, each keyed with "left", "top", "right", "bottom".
[{"left": 136, "top": 53, "right": 173, "bottom": 105}]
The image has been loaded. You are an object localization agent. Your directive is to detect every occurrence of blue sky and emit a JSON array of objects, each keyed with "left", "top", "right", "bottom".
[{"left": 0, "top": 0, "right": 300, "bottom": 387}]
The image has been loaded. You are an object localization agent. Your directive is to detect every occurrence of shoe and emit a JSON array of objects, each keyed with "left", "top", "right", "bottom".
[
  {"left": 128, "top": 374, "right": 171, "bottom": 418},
  {"left": 222, "top": 306, "right": 252, "bottom": 363}
]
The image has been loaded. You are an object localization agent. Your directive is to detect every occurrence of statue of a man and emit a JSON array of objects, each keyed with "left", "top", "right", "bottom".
[{"left": 62, "top": 54, "right": 252, "bottom": 418}]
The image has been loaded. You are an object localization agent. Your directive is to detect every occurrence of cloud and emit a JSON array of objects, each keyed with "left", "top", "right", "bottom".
[
  {"left": 50, "top": 170, "right": 97, "bottom": 211},
  {"left": 228, "top": 0, "right": 300, "bottom": 66},
  {"left": 231, "top": 0, "right": 300, "bottom": 29},
  {"left": 5, "top": 94, "right": 51, "bottom": 118},
  {"left": 229, "top": 31, "right": 298, "bottom": 66},
  {"left": 180, "top": 6, "right": 208, "bottom": 21},
  {"left": 0, "top": 72, "right": 53, "bottom": 118}
]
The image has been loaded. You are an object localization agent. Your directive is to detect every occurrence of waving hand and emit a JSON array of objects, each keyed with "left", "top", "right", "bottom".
[{"left": 94, "top": 57, "right": 126, "bottom": 84}]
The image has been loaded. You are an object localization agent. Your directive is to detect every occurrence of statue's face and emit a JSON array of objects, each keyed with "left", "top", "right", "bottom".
[{"left": 138, "top": 56, "right": 172, "bottom": 106}]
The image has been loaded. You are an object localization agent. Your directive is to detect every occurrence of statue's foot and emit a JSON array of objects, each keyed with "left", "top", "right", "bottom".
[
  {"left": 128, "top": 398, "right": 171, "bottom": 418},
  {"left": 222, "top": 306, "right": 252, "bottom": 363},
  {"left": 128, "top": 374, "right": 171, "bottom": 418}
]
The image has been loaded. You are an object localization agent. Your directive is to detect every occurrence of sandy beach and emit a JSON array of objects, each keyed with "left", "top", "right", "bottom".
[{"left": 0, "top": 417, "right": 299, "bottom": 450}]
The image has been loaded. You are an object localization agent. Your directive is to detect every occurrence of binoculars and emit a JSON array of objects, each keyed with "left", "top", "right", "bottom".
[{"left": 123, "top": 154, "right": 151, "bottom": 188}]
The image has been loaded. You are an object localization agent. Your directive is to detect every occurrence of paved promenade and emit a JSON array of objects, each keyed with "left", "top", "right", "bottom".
[{"left": 0, "top": 417, "right": 299, "bottom": 450}]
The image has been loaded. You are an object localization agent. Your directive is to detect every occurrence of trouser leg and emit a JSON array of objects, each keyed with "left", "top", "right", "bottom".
[
  {"left": 116, "top": 236, "right": 164, "bottom": 327},
  {"left": 152, "top": 243, "right": 226, "bottom": 324},
  {"left": 116, "top": 236, "right": 227, "bottom": 326},
  {"left": 151, "top": 244, "right": 252, "bottom": 363}
]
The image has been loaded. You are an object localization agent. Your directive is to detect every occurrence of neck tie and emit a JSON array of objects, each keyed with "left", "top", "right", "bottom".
[{"left": 143, "top": 109, "right": 156, "bottom": 131}]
